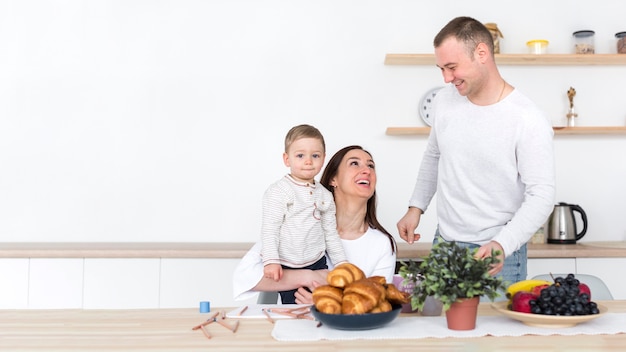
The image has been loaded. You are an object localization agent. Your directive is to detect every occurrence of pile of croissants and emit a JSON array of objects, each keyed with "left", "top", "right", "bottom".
[{"left": 312, "top": 263, "right": 410, "bottom": 315}]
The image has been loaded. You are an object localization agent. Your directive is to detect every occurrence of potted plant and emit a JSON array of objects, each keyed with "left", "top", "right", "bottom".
[{"left": 399, "top": 240, "right": 505, "bottom": 330}]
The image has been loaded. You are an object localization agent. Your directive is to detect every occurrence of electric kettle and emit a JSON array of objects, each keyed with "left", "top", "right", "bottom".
[{"left": 545, "top": 202, "right": 588, "bottom": 244}]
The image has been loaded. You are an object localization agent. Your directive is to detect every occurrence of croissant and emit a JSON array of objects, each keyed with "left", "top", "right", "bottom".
[
  {"left": 367, "top": 276, "right": 387, "bottom": 285},
  {"left": 327, "top": 263, "right": 365, "bottom": 288},
  {"left": 368, "top": 277, "right": 388, "bottom": 302},
  {"left": 370, "top": 299, "right": 392, "bottom": 313},
  {"left": 315, "top": 263, "right": 405, "bottom": 315},
  {"left": 342, "top": 292, "right": 377, "bottom": 314},
  {"left": 385, "top": 283, "right": 410, "bottom": 305},
  {"left": 312, "top": 285, "right": 343, "bottom": 314},
  {"left": 345, "top": 278, "right": 385, "bottom": 304},
  {"left": 342, "top": 279, "right": 384, "bottom": 314}
]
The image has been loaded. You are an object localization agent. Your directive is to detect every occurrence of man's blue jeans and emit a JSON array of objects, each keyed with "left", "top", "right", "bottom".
[{"left": 433, "top": 229, "right": 527, "bottom": 302}]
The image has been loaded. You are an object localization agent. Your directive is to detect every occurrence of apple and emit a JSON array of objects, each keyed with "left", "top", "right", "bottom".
[
  {"left": 531, "top": 284, "right": 549, "bottom": 297},
  {"left": 511, "top": 291, "right": 537, "bottom": 313},
  {"left": 579, "top": 283, "right": 591, "bottom": 301}
]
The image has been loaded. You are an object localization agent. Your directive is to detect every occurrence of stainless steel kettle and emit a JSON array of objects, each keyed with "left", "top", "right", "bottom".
[{"left": 545, "top": 202, "right": 588, "bottom": 244}]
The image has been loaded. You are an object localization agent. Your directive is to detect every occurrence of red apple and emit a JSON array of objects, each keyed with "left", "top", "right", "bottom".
[
  {"left": 511, "top": 291, "right": 537, "bottom": 313},
  {"left": 531, "top": 284, "right": 549, "bottom": 297},
  {"left": 579, "top": 283, "right": 591, "bottom": 301}
]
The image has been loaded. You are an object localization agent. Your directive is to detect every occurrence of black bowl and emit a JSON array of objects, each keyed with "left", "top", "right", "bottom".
[{"left": 310, "top": 304, "right": 402, "bottom": 330}]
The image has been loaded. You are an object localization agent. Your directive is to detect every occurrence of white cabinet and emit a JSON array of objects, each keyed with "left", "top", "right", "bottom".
[
  {"left": 527, "top": 258, "right": 576, "bottom": 280},
  {"left": 576, "top": 258, "right": 626, "bottom": 300},
  {"left": 1, "top": 257, "right": 253, "bottom": 310},
  {"left": 159, "top": 258, "right": 253, "bottom": 309},
  {"left": 159, "top": 258, "right": 213, "bottom": 308},
  {"left": 0, "top": 244, "right": 622, "bottom": 309},
  {"left": 29, "top": 258, "right": 84, "bottom": 309},
  {"left": 0, "top": 259, "right": 29, "bottom": 309},
  {"left": 83, "top": 258, "right": 160, "bottom": 309}
]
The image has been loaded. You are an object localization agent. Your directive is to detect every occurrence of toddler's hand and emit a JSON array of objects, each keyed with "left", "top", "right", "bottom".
[{"left": 263, "top": 263, "right": 283, "bottom": 281}]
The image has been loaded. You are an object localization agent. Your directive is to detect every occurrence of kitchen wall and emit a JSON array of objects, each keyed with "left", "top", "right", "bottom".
[{"left": 1, "top": 0, "right": 625, "bottom": 247}]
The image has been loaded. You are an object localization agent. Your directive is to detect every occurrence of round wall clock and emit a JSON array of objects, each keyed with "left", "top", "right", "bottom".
[{"left": 419, "top": 87, "right": 443, "bottom": 126}]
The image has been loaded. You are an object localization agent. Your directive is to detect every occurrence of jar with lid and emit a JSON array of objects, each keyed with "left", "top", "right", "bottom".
[
  {"left": 616, "top": 32, "right": 626, "bottom": 54},
  {"left": 484, "top": 22, "right": 504, "bottom": 54},
  {"left": 573, "top": 30, "right": 595, "bottom": 54},
  {"left": 526, "top": 39, "right": 548, "bottom": 54}
]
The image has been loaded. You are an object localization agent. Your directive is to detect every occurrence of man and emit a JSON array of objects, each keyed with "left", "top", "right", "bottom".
[{"left": 396, "top": 17, "right": 555, "bottom": 285}]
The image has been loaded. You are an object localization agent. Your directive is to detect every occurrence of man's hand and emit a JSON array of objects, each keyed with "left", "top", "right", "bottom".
[
  {"left": 396, "top": 207, "right": 423, "bottom": 244},
  {"left": 474, "top": 241, "right": 505, "bottom": 276},
  {"left": 263, "top": 263, "right": 283, "bottom": 281}
]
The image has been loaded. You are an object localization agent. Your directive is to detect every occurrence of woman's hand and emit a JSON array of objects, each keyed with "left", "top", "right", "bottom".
[
  {"left": 294, "top": 281, "right": 320, "bottom": 304},
  {"left": 294, "top": 269, "right": 328, "bottom": 304}
]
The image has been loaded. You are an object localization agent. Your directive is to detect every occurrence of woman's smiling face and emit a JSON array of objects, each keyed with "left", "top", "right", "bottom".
[{"left": 331, "top": 149, "right": 376, "bottom": 200}]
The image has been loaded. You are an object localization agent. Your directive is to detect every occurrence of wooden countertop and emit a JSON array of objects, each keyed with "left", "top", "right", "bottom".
[
  {"left": 0, "top": 241, "right": 625, "bottom": 258},
  {"left": 1, "top": 301, "right": 624, "bottom": 351},
  {"left": 0, "top": 242, "right": 254, "bottom": 258}
]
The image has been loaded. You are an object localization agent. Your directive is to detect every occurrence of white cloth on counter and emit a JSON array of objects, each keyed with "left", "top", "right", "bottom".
[{"left": 271, "top": 313, "right": 626, "bottom": 341}]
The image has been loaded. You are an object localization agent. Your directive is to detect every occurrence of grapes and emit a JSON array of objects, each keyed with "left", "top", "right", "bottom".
[{"left": 529, "top": 274, "right": 600, "bottom": 316}]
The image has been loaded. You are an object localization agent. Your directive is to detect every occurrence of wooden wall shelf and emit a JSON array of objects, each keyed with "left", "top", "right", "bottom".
[
  {"left": 386, "top": 126, "right": 626, "bottom": 135},
  {"left": 385, "top": 53, "right": 626, "bottom": 136},
  {"left": 385, "top": 54, "right": 626, "bottom": 66}
]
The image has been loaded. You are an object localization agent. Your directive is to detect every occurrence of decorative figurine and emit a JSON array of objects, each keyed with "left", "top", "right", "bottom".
[
  {"left": 484, "top": 23, "right": 504, "bottom": 54},
  {"left": 566, "top": 87, "right": 578, "bottom": 127}
]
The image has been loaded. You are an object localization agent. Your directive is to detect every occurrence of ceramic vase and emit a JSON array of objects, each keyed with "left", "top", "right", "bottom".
[
  {"left": 421, "top": 296, "right": 444, "bottom": 316},
  {"left": 392, "top": 275, "right": 418, "bottom": 313},
  {"left": 445, "top": 296, "right": 480, "bottom": 330}
]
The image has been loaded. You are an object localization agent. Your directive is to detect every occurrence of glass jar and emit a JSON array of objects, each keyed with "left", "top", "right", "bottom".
[
  {"left": 573, "top": 30, "right": 595, "bottom": 54},
  {"left": 526, "top": 39, "right": 548, "bottom": 54},
  {"left": 484, "top": 22, "right": 503, "bottom": 54},
  {"left": 616, "top": 32, "right": 626, "bottom": 54}
]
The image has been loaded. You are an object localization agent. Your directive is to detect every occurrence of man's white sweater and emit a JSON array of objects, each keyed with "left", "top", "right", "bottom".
[{"left": 409, "top": 85, "right": 556, "bottom": 257}]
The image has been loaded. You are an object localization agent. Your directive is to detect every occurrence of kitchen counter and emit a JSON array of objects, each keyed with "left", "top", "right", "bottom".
[
  {"left": 1, "top": 301, "right": 624, "bottom": 351},
  {"left": 397, "top": 242, "right": 626, "bottom": 259},
  {"left": 0, "top": 241, "right": 625, "bottom": 258}
]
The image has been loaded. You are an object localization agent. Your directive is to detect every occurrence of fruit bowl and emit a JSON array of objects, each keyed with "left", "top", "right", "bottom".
[
  {"left": 310, "top": 304, "right": 401, "bottom": 330},
  {"left": 491, "top": 301, "right": 608, "bottom": 328}
]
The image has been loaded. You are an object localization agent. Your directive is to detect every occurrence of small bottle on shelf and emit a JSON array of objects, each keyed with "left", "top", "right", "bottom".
[{"left": 566, "top": 87, "right": 578, "bottom": 127}]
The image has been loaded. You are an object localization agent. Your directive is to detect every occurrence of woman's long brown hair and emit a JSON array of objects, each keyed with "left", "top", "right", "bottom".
[{"left": 320, "top": 145, "right": 396, "bottom": 253}]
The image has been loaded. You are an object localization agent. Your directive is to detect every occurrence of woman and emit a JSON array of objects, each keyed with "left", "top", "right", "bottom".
[{"left": 232, "top": 145, "right": 397, "bottom": 304}]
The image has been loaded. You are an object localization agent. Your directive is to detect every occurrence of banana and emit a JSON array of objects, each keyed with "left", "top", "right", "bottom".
[{"left": 505, "top": 279, "right": 552, "bottom": 299}]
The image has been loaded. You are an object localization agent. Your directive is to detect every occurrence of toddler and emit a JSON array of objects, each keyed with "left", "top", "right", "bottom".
[{"left": 261, "top": 124, "right": 347, "bottom": 303}]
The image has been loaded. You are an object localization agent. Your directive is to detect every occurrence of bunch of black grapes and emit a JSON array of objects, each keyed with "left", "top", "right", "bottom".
[{"left": 530, "top": 274, "right": 600, "bottom": 316}]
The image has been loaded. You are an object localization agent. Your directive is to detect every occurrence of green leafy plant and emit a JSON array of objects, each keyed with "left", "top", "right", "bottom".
[{"left": 399, "top": 241, "right": 505, "bottom": 312}]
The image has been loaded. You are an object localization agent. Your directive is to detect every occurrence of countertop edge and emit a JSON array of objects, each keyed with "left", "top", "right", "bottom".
[{"left": 0, "top": 242, "right": 624, "bottom": 259}]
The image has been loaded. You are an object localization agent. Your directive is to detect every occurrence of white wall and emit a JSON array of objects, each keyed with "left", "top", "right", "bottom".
[{"left": 1, "top": 0, "right": 625, "bottom": 245}]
